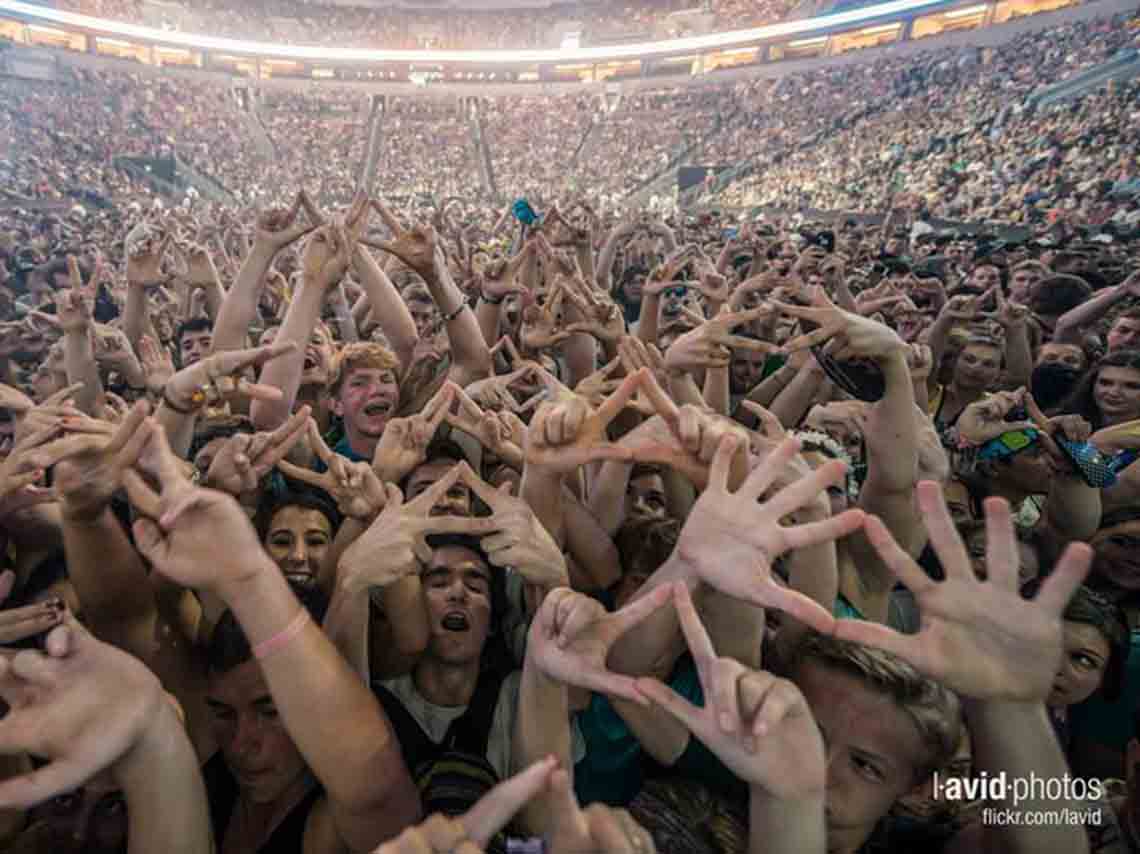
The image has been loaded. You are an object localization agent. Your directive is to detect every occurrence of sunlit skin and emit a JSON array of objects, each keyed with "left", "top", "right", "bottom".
[
  {"left": 263, "top": 505, "right": 332, "bottom": 587},
  {"left": 1047, "top": 622, "right": 1110, "bottom": 708},
  {"left": 1094, "top": 366, "right": 1140, "bottom": 426}
]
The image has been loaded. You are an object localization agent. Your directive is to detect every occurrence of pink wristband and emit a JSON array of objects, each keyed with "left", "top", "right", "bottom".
[{"left": 253, "top": 609, "right": 311, "bottom": 661}]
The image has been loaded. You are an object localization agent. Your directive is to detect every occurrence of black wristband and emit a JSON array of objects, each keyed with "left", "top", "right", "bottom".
[
  {"left": 481, "top": 293, "right": 505, "bottom": 305},
  {"left": 442, "top": 303, "right": 466, "bottom": 323}
]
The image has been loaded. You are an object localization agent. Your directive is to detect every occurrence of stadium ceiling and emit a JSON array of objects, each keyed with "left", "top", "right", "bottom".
[{"left": 0, "top": 0, "right": 951, "bottom": 63}]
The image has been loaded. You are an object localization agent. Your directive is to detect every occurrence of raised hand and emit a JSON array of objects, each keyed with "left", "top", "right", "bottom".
[
  {"left": 664, "top": 304, "right": 777, "bottom": 373},
  {"left": 123, "top": 421, "right": 267, "bottom": 596},
  {"left": 362, "top": 201, "right": 443, "bottom": 283},
  {"left": 637, "top": 584, "right": 825, "bottom": 797},
  {"left": 674, "top": 434, "right": 864, "bottom": 632},
  {"left": 776, "top": 287, "right": 905, "bottom": 362},
  {"left": 40, "top": 402, "right": 153, "bottom": 522},
  {"left": 562, "top": 277, "right": 625, "bottom": 344},
  {"left": 520, "top": 285, "right": 571, "bottom": 352},
  {"left": 164, "top": 340, "right": 296, "bottom": 414},
  {"left": 56, "top": 256, "right": 93, "bottom": 334},
  {"left": 278, "top": 417, "right": 391, "bottom": 522},
  {"left": 833, "top": 482, "right": 1092, "bottom": 700},
  {"left": 203, "top": 407, "right": 310, "bottom": 497},
  {"left": 375, "top": 757, "right": 559, "bottom": 854},
  {"left": 528, "top": 585, "right": 671, "bottom": 703},
  {"left": 481, "top": 246, "right": 531, "bottom": 302},
  {"left": 254, "top": 192, "right": 321, "bottom": 253},
  {"left": 370, "top": 382, "right": 456, "bottom": 482},
  {"left": 138, "top": 334, "right": 175, "bottom": 396},
  {"left": 525, "top": 370, "right": 647, "bottom": 472},
  {"left": 643, "top": 245, "right": 697, "bottom": 298},
  {"left": 449, "top": 466, "right": 568, "bottom": 588},
  {"left": 444, "top": 386, "right": 525, "bottom": 468},
  {"left": 126, "top": 231, "right": 173, "bottom": 289},
  {"left": 955, "top": 389, "right": 1035, "bottom": 445},
  {"left": 172, "top": 241, "right": 221, "bottom": 288},
  {"left": 301, "top": 223, "right": 353, "bottom": 292},
  {"left": 336, "top": 463, "right": 488, "bottom": 595},
  {"left": 992, "top": 285, "right": 1029, "bottom": 330},
  {"left": 0, "top": 616, "right": 169, "bottom": 808}
]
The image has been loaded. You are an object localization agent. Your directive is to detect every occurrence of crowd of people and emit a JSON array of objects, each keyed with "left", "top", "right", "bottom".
[
  {"left": 1, "top": 2, "right": 1140, "bottom": 854},
  {"left": 52, "top": 0, "right": 807, "bottom": 50}
]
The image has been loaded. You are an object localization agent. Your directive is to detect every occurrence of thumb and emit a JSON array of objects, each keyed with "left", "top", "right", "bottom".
[{"left": 132, "top": 517, "right": 168, "bottom": 564}]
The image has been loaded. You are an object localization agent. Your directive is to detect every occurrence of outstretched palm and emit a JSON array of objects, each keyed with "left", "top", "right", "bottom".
[{"left": 834, "top": 482, "right": 1091, "bottom": 701}]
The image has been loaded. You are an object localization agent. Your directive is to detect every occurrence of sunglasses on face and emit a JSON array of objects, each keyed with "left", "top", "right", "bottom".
[{"left": 663, "top": 286, "right": 689, "bottom": 300}]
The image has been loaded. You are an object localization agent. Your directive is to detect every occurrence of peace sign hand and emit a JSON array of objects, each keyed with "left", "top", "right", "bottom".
[
  {"left": 361, "top": 201, "right": 443, "bottom": 283},
  {"left": 637, "top": 583, "right": 826, "bottom": 798},
  {"left": 254, "top": 191, "right": 321, "bottom": 253},
  {"left": 371, "top": 382, "right": 456, "bottom": 483},
  {"left": 125, "top": 232, "right": 173, "bottom": 289},
  {"left": 833, "top": 482, "right": 1092, "bottom": 701},
  {"left": 205, "top": 406, "right": 310, "bottom": 498},
  {"left": 57, "top": 256, "right": 93, "bottom": 334},
  {"left": 278, "top": 417, "right": 387, "bottom": 521},
  {"left": 776, "top": 287, "right": 905, "bottom": 363},
  {"left": 481, "top": 246, "right": 530, "bottom": 301},
  {"left": 664, "top": 304, "right": 778, "bottom": 373}
]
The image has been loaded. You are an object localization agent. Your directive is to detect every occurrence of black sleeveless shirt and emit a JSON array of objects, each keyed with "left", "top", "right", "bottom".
[{"left": 203, "top": 752, "right": 323, "bottom": 854}]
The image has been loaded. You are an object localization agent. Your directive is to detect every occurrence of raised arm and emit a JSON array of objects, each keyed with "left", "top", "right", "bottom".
[
  {"left": 125, "top": 425, "right": 421, "bottom": 850},
  {"left": 350, "top": 244, "right": 418, "bottom": 370},
  {"left": 252, "top": 223, "right": 352, "bottom": 430},
  {"left": 212, "top": 195, "right": 317, "bottom": 353},
  {"left": 364, "top": 204, "right": 490, "bottom": 387},
  {"left": 1054, "top": 271, "right": 1139, "bottom": 346},
  {"left": 835, "top": 485, "right": 1093, "bottom": 854}
]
